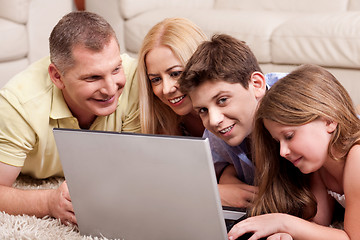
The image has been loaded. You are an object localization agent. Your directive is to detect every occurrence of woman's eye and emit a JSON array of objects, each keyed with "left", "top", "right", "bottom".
[
  {"left": 149, "top": 77, "right": 161, "bottom": 85},
  {"left": 170, "top": 71, "right": 182, "bottom": 78}
]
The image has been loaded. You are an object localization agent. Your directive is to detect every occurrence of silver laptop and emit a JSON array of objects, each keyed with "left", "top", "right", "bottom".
[{"left": 53, "top": 128, "right": 245, "bottom": 239}]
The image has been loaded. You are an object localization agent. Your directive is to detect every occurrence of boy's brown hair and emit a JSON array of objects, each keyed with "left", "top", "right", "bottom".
[{"left": 179, "top": 34, "right": 262, "bottom": 94}]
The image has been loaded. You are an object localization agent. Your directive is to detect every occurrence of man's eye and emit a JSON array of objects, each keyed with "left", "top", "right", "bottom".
[
  {"left": 86, "top": 75, "right": 102, "bottom": 81},
  {"left": 113, "top": 66, "right": 121, "bottom": 74}
]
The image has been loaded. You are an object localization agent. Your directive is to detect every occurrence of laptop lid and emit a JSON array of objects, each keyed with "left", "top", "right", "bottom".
[{"left": 53, "top": 128, "right": 243, "bottom": 239}]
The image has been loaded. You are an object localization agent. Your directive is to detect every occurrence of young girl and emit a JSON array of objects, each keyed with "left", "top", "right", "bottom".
[{"left": 228, "top": 64, "right": 360, "bottom": 240}]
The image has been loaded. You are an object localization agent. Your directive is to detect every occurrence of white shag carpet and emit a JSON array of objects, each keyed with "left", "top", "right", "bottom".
[{"left": 0, "top": 175, "right": 111, "bottom": 240}]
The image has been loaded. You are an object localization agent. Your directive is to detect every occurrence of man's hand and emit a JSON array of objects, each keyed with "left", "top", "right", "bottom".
[{"left": 48, "top": 181, "right": 77, "bottom": 225}]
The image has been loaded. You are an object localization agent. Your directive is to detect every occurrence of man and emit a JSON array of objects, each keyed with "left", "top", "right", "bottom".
[{"left": 0, "top": 12, "right": 140, "bottom": 225}]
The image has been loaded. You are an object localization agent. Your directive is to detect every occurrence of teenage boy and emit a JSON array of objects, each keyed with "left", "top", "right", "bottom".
[
  {"left": 0, "top": 12, "right": 140, "bottom": 225},
  {"left": 179, "top": 34, "right": 286, "bottom": 208}
]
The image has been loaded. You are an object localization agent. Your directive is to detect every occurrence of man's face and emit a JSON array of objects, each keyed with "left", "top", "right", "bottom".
[
  {"left": 53, "top": 37, "right": 125, "bottom": 125},
  {"left": 190, "top": 77, "right": 265, "bottom": 146}
]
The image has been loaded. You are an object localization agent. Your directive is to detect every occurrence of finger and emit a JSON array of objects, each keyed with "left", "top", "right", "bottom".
[
  {"left": 60, "top": 181, "right": 72, "bottom": 201},
  {"left": 236, "top": 184, "right": 259, "bottom": 193},
  {"left": 61, "top": 211, "right": 77, "bottom": 225}
]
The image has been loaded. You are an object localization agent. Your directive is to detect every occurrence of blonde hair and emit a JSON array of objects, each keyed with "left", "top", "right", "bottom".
[
  {"left": 251, "top": 64, "right": 360, "bottom": 218},
  {"left": 137, "top": 17, "right": 208, "bottom": 134}
]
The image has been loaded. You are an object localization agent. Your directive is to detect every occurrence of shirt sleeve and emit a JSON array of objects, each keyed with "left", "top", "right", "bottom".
[
  {"left": 203, "top": 129, "right": 232, "bottom": 180},
  {"left": 0, "top": 92, "right": 35, "bottom": 167},
  {"left": 119, "top": 54, "right": 141, "bottom": 133}
]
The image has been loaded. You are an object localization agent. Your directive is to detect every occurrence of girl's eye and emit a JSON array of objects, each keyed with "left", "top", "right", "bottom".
[
  {"left": 170, "top": 71, "right": 182, "bottom": 78},
  {"left": 284, "top": 132, "right": 294, "bottom": 140}
]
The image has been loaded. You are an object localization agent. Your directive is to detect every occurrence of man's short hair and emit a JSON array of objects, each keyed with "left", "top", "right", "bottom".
[
  {"left": 49, "top": 11, "right": 118, "bottom": 74},
  {"left": 179, "top": 34, "right": 262, "bottom": 94}
]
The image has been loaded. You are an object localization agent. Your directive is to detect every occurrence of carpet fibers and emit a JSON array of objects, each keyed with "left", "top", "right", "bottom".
[{"left": 0, "top": 175, "right": 112, "bottom": 240}]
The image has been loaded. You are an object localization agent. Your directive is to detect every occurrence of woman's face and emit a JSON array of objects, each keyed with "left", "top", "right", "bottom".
[{"left": 145, "top": 45, "right": 193, "bottom": 116}]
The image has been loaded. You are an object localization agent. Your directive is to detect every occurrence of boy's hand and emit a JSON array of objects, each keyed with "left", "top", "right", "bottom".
[{"left": 218, "top": 183, "right": 258, "bottom": 208}]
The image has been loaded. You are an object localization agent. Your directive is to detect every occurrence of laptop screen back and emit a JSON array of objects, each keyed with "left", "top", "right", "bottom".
[{"left": 53, "top": 128, "right": 229, "bottom": 240}]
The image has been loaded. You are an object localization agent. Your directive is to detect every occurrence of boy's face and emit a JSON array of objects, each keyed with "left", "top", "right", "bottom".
[{"left": 190, "top": 73, "right": 266, "bottom": 146}]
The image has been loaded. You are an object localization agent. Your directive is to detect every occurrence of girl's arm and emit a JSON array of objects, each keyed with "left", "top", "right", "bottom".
[
  {"left": 228, "top": 213, "right": 349, "bottom": 240},
  {"left": 227, "top": 171, "right": 347, "bottom": 240},
  {"left": 343, "top": 144, "right": 360, "bottom": 239}
]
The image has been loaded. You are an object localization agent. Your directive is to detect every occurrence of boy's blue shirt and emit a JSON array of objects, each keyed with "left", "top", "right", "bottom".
[{"left": 203, "top": 72, "right": 287, "bottom": 184}]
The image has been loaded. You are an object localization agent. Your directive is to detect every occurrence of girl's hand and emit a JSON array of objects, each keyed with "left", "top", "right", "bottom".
[
  {"left": 267, "top": 233, "right": 293, "bottom": 240},
  {"left": 228, "top": 213, "right": 290, "bottom": 240}
]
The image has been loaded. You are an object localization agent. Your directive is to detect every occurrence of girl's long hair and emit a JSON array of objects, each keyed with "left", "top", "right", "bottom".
[{"left": 251, "top": 64, "right": 360, "bottom": 218}]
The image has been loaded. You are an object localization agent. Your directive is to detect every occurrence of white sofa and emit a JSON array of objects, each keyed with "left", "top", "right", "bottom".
[
  {"left": 0, "top": 0, "right": 74, "bottom": 87},
  {"left": 86, "top": 0, "right": 360, "bottom": 105}
]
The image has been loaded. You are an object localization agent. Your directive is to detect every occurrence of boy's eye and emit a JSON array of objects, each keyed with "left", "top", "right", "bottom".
[
  {"left": 198, "top": 107, "right": 208, "bottom": 114},
  {"left": 217, "top": 97, "right": 227, "bottom": 104}
]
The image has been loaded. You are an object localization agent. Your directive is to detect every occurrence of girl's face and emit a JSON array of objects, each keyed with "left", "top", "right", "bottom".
[
  {"left": 263, "top": 118, "right": 337, "bottom": 174},
  {"left": 145, "top": 45, "right": 193, "bottom": 116}
]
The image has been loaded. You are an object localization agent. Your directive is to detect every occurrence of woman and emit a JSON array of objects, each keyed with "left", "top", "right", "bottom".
[{"left": 137, "top": 17, "right": 207, "bottom": 136}]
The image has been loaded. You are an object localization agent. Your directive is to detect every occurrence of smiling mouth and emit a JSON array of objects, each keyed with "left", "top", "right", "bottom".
[
  {"left": 219, "top": 124, "right": 235, "bottom": 134},
  {"left": 290, "top": 157, "right": 302, "bottom": 166},
  {"left": 95, "top": 95, "right": 115, "bottom": 102},
  {"left": 169, "top": 95, "right": 185, "bottom": 104}
]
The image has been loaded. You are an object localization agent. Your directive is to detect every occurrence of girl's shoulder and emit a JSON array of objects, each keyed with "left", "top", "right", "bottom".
[{"left": 343, "top": 144, "right": 360, "bottom": 196}]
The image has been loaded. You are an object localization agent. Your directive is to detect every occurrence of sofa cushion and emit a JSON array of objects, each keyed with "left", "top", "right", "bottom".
[
  {"left": 0, "top": 0, "right": 29, "bottom": 24},
  {"left": 119, "top": 0, "right": 215, "bottom": 19},
  {"left": 271, "top": 12, "right": 360, "bottom": 68},
  {"left": 349, "top": 0, "right": 360, "bottom": 10},
  {"left": 124, "top": 8, "right": 296, "bottom": 62},
  {"left": 0, "top": 19, "right": 28, "bottom": 62},
  {"left": 215, "top": 0, "right": 348, "bottom": 12}
]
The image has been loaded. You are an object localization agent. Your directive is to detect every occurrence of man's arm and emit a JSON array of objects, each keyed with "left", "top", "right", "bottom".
[
  {"left": 0, "top": 162, "right": 76, "bottom": 225},
  {"left": 218, "top": 165, "right": 258, "bottom": 208}
]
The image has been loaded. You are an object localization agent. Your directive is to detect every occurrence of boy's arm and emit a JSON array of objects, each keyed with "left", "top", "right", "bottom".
[
  {"left": 218, "top": 165, "right": 258, "bottom": 208},
  {"left": 0, "top": 162, "right": 76, "bottom": 225}
]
